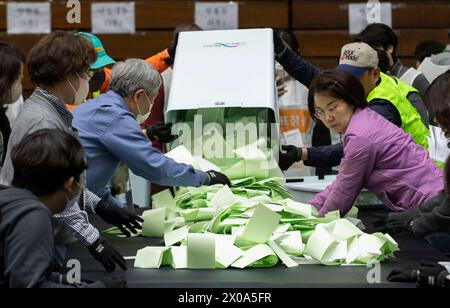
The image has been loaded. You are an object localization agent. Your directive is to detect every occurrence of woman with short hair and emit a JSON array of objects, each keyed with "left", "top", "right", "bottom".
[{"left": 0, "top": 31, "right": 141, "bottom": 273}]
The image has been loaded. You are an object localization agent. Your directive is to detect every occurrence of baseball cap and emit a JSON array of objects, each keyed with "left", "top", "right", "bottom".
[
  {"left": 335, "top": 42, "right": 379, "bottom": 76},
  {"left": 76, "top": 32, "right": 116, "bottom": 70}
]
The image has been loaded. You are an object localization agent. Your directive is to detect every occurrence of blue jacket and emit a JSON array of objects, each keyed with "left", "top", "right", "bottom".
[{"left": 73, "top": 90, "right": 207, "bottom": 207}]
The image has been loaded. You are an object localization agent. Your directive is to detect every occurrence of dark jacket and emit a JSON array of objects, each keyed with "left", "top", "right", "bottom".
[
  {"left": 405, "top": 190, "right": 450, "bottom": 238},
  {"left": 0, "top": 186, "right": 103, "bottom": 288}
]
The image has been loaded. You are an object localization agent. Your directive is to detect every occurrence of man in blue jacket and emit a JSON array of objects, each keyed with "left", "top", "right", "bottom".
[{"left": 73, "top": 59, "right": 230, "bottom": 209}]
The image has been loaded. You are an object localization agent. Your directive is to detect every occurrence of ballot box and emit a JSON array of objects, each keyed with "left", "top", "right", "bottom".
[{"left": 165, "top": 29, "right": 282, "bottom": 180}]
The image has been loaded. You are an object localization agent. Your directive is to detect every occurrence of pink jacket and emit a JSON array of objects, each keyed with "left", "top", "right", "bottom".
[{"left": 309, "top": 108, "right": 444, "bottom": 217}]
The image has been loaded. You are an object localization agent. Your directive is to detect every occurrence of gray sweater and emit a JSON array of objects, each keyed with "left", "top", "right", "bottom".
[{"left": 0, "top": 90, "right": 100, "bottom": 246}]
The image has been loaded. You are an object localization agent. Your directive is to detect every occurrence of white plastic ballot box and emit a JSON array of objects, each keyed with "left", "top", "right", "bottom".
[
  {"left": 167, "top": 28, "right": 276, "bottom": 113},
  {"left": 166, "top": 28, "right": 278, "bottom": 128}
]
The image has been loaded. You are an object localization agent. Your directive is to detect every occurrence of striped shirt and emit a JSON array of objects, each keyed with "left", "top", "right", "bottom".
[{"left": 34, "top": 87, "right": 101, "bottom": 246}]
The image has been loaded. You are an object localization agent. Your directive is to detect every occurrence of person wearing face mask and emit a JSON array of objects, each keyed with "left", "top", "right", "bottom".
[
  {"left": 72, "top": 59, "right": 231, "bottom": 210},
  {"left": 0, "top": 41, "right": 25, "bottom": 168},
  {"left": 75, "top": 32, "right": 176, "bottom": 100},
  {"left": 0, "top": 129, "right": 126, "bottom": 288},
  {"left": 0, "top": 31, "right": 142, "bottom": 273},
  {"left": 296, "top": 70, "right": 443, "bottom": 217},
  {"left": 75, "top": 32, "right": 179, "bottom": 197}
]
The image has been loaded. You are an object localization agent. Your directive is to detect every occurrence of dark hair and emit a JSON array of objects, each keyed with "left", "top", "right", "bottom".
[
  {"left": 376, "top": 49, "right": 391, "bottom": 73},
  {"left": 27, "top": 31, "right": 97, "bottom": 86},
  {"left": 0, "top": 41, "right": 25, "bottom": 107},
  {"left": 355, "top": 23, "right": 398, "bottom": 56},
  {"left": 277, "top": 30, "right": 299, "bottom": 53},
  {"left": 11, "top": 129, "right": 87, "bottom": 196},
  {"left": 424, "top": 71, "right": 450, "bottom": 137},
  {"left": 414, "top": 41, "right": 446, "bottom": 63},
  {"left": 174, "top": 23, "right": 202, "bottom": 37},
  {"left": 308, "top": 70, "right": 368, "bottom": 119}
]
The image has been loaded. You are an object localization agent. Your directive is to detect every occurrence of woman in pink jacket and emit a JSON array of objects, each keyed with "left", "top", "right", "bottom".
[{"left": 304, "top": 70, "right": 444, "bottom": 217}]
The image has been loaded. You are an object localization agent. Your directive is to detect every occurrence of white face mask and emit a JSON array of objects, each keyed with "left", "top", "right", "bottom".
[
  {"left": 135, "top": 91, "right": 153, "bottom": 124},
  {"left": 63, "top": 181, "right": 82, "bottom": 212},
  {"left": 67, "top": 74, "right": 90, "bottom": 105}
]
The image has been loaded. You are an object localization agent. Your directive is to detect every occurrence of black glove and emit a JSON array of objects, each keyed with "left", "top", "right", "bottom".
[
  {"left": 385, "top": 212, "right": 414, "bottom": 234},
  {"left": 100, "top": 276, "right": 128, "bottom": 288},
  {"left": 387, "top": 266, "right": 418, "bottom": 282},
  {"left": 96, "top": 200, "right": 144, "bottom": 237},
  {"left": 417, "top": 261, "right": 449, "bottom": 288},
  {"left": 372, "top": 212, "right": 414, "bottom": 234},
  {"left": 279, "top": 145, "right": 301, "bottom": 171},
  {"left": 88, "top": 237, "right": 127, "bottom": 272},
  {"left": 273, "top": 29, "right": 288, "bottom": 58},
  {"left": 165, "top": 32, "right": 180, "bottom": 66},
  {"left": 146, "top": 121, "right": 176, "bottom": 143},
  {"left": 204, "top": 170, "right": 231, "bottom": 186}
]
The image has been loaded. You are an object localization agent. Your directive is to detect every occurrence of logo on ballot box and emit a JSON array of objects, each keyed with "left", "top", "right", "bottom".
[{"left": 204, "top": 42, "right": 246, "bottom": 48}]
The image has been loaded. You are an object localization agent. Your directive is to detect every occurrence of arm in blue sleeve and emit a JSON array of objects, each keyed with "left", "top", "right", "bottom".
[
  {"left": 276, "top": 47, "right": 322, "bottom": 88},
  {"left": 99, "top": 113, "right": 207, "bottom": 188},
  {"left": 368, "top": 99, "right": 402, "bottom": 127},
  {"left": 97, "top": 186, "right": 126, "bottom": 209},
  {"left": 304, "top": 143, "right": 344, "bottom": 168}
]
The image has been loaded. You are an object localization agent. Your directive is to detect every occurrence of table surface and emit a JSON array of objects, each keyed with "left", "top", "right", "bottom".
[{"left": 67, "top": 209, "right": 449, "bottom": 288}]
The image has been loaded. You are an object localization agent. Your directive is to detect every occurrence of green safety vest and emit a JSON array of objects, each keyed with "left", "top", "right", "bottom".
[{"left": 367, "top": 72, "right": 430, "bottom": 149}]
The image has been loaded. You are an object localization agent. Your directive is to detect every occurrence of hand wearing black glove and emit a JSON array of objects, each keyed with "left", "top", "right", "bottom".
[
  {"left": 165, "top": 32, "right": 180, "bottom": 66},
  {"left": 273, "top": 29, "right": 288, "bottom": 58},
  {"left": 279, "top": 145, "right": 301, "bottom": 171},
  {"left": 372, "top": 212, "right": 414, "bottom": 234},
  {"left": 417, "top": 261, "right": 450, "bottom": 288},
  {"left": 387, "top": 266, "right": 418, "bottom": 282},
  {"left": 204, "top": 170, "right": 231, "bottom": 187},
  {"left": 146, "top": 121, "right": 176, "bottom": 143},
  {"left": 385, "top": 212, "right": 414, "bottom": 234},
  {"left": 100, "top": 276, "right": 128, "bottom": 288},
  {"left": 96, "top": 200, "right": 144, "bottom": 237},
  {"left": 88, "top": 237, "right": 127, "bottom": 272}
]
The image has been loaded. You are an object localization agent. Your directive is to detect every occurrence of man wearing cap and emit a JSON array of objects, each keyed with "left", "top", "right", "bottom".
[
  {"left": 77, "top": 32, "right": 176, "bottom": 100},
  {"left": 274, "top": 35, "right": 430, "bottom": 171}
]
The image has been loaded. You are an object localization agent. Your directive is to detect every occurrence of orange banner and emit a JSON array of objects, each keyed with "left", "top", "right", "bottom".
[{"left": 279, "top": 109, "right": 311, "bottom": 134}]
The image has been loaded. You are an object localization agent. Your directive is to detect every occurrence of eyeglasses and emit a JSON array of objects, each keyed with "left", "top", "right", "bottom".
[{"left": 314, "top": 102, "right": 341, "bottom": 120}]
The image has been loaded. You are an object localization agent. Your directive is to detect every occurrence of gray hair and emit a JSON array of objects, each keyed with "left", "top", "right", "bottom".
[{"left": 109, "top": 58, "right": 161, "bottom": 98}]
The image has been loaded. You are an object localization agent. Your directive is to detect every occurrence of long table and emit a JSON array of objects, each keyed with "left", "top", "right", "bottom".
[{"left": 66, "top": 209, "right": 449, "bottom": 288}]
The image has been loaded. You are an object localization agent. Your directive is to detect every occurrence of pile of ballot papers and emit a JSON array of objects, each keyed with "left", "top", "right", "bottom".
[{"left": 104, "top": 143, "right": 399, "bottom": 269}]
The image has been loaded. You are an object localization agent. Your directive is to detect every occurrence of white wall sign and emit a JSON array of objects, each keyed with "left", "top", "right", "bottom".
[
  {"left": 91, "top": 2, "right": 135, "bottom": 34},
  {"left": 7, "top": 2, "right": 51, "bottom": 34},
  {"left": 195, "top": 2, "right": 238, "bottom": 30},
  {"left": 348, "top": 1, "right": 392, "bottom": 35}
]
